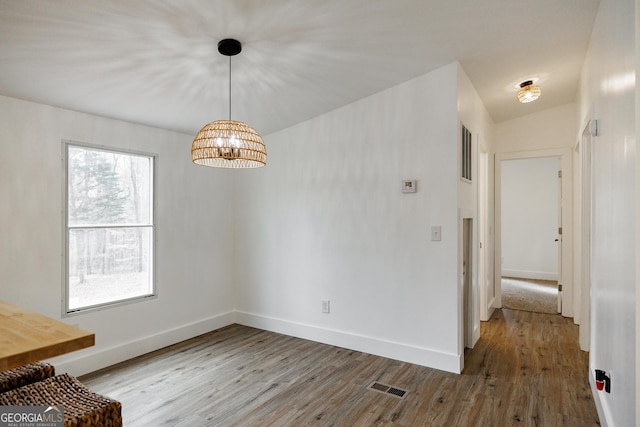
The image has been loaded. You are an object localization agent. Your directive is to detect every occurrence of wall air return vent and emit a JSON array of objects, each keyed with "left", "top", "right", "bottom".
[{"left": 461, "top": 123, "right": 472, "bottom": 182}]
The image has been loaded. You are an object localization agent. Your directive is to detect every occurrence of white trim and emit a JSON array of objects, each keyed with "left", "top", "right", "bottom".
[
  {"left": 62, "top": 140, "right": 158, "bottom": 316},
  {"left": 577, "top": 120, "right": 594, "bottom": 351},
  {"left": 458, "top": 208, "right": 479, "bottom": 364},
  {"left": 50, "top": 311, "right": 236, "bottom": 377},
  {"left": 51, "top": 309, "right": 464, "bottom": 377},
  {"left": 478, "top": 145, "right": 491, "bottom": 322},
  {"left": 486, "top": 296, "right": 496, "bottom": 319},
  {"left": 235, "top": 311, "right": 462, "bottom": 374}
]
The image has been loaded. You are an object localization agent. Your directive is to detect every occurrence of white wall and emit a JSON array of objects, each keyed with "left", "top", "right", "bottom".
[
  {"left": 0, "top": 95, "right": 237, "bottom": 376},
  {"left": 636, "top": 3, "right": 640, "bottom": 426},
  {"left": 234, "top": 63, "right": 465, "bottom": 373},
  {"left": 501, "top": 157, "right": 559, "bottom": 280},
  {"left": 578, "top": 0, "right": 637, "bottom": 425},
  {"left": 457, "top": 64, "right": 495, "bottom": 340},
  {"left": 494, "top": 103, "right": 578, "bottom": 153}
]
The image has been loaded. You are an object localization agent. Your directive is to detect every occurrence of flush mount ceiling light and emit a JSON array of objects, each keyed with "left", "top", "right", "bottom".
[
  {"left": 191, "top": 39, "right": 266, "bottom": 168},
  {"left": 516, "top": 80, "right": 541, "bottom": 103}
]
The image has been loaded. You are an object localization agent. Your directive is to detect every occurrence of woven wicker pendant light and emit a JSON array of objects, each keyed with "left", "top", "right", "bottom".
[
  {"left": 516, "top": 80, "right": 541, "bottom": 103},
  {"left": 192, "top": 39, "right": 266, "bottom": 168}
]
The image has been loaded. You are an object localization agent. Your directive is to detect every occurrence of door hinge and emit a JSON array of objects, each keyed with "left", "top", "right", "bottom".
[
  {"left": 558, "top": 227, "right": 563, "bottom": 235},
  {"left": 558, "top": 284, "right": 563, "bottom": 292},
  {"left": 558, "top": 170, "right": 562, "bottom": 178}
]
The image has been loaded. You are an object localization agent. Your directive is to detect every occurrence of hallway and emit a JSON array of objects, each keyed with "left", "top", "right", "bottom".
[{"left": 465, "top": 309, "right": 598, "bottom": 425}]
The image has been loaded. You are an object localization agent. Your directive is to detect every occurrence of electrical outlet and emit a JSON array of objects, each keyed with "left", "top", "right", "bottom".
[{"left": 321, "top": 299, "right": 330, "bottom": 314}]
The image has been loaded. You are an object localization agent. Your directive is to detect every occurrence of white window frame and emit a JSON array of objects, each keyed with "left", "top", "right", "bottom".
[{"left": 63, "top": 141, "right": 157, "bottom": 315}]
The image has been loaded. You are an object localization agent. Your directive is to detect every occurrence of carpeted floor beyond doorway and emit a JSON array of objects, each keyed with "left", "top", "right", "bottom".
[{"left": 501, "top": 277, "right": 558, "bottom": 314}]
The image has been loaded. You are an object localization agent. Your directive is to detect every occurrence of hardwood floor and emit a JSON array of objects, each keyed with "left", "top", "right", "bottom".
[{"left": 80, "top": 309, "right": 599, "bottom": 426}]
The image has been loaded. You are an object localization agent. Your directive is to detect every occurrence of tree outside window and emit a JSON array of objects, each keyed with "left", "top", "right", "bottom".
[{"left": 66, "top": 144, "right": 155, "bottom": 312}]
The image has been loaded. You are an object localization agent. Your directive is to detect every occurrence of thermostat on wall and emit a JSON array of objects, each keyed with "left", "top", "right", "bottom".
[{"left": 402, "top": 180, "right": 417, "bottom": 193}]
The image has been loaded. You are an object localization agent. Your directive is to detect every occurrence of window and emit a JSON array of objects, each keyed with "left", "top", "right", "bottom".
[
  {"left": 65, "top": 143, "right": 155, "bottom": 313},
  {"left": 461, "top": 124, "right": 472, "bottom": 182}
]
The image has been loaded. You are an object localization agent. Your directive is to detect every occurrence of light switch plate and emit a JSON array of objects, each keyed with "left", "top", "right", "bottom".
[{"left": 431, "top": 226, "right": 442, "bottom": 241}]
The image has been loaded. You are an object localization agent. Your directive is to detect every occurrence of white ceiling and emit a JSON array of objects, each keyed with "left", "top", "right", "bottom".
[{"left": 0, "top": 0, "right": 600, "bottom": 136}]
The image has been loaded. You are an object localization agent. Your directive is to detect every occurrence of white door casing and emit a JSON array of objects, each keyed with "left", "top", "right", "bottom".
[{"left": 557, "top": 160, "right": 563, "bottom": 313}]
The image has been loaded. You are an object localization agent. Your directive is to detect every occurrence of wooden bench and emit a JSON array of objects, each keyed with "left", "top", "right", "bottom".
[{"left": 0, "top": 373, "right": 122, "bottom": 427}]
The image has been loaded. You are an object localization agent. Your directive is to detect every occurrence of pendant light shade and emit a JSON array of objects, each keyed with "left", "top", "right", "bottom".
[
  {"left": 192, "top": 39, "right": 266, "bottom": 168},
  {"left": 516, "top": 80, "right": 541, "bottom": 103},
  {"left": 192, "top": 119, "right": 266, "bottom": 168}
]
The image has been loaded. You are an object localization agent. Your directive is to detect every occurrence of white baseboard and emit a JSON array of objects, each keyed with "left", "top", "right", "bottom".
[
  {"left": 50, "top": 311, "right": 236, "bottom": 377},
  {"left": 482, "top": 296, "right": 497, "bottom": 321},
  {"left": 501, "top": 269, "right": 558, "bottom": 281},
  {"left": 235, "top": 311, "right": 461, "bottom": 374},
  {"left": 51, "top": 310, "right": 462, "bottom": 377},
  {"left": 471, "top": 324, "right": 480, "bottom": 348}
]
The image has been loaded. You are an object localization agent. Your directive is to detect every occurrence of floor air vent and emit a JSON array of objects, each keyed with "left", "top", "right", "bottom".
[{"left": 368, "top": 382, "right": 407, "bottom": 399}]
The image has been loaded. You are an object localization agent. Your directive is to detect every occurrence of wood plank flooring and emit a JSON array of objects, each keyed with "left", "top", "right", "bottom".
[{"left": 80, "top": 309, "right": 600, "bottom": 426}]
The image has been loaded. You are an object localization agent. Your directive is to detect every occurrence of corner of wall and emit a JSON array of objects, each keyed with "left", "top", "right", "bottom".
[{"left": 52, "top": 311, "right": 236, "bottom": 377}]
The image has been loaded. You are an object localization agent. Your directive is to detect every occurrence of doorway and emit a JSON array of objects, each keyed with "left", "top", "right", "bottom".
[
  {"left": 500, "top": 157, "right": 560, "bottom": 314},
  {"left": 494, "top": 148, "right": 573, "bottom": 318}
]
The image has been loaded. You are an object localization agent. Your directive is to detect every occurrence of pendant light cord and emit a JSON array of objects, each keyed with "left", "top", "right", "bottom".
[{"left": 228, "top": 55, "right": 232, "bottom": 121}]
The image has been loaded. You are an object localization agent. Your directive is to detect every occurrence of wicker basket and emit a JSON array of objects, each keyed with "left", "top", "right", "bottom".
[
  {"left": 0, "top": 362, "right": 55, "bottom": 393},
  {"left": 0, "top": 373, "right": 122, "bottom": 427}
]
